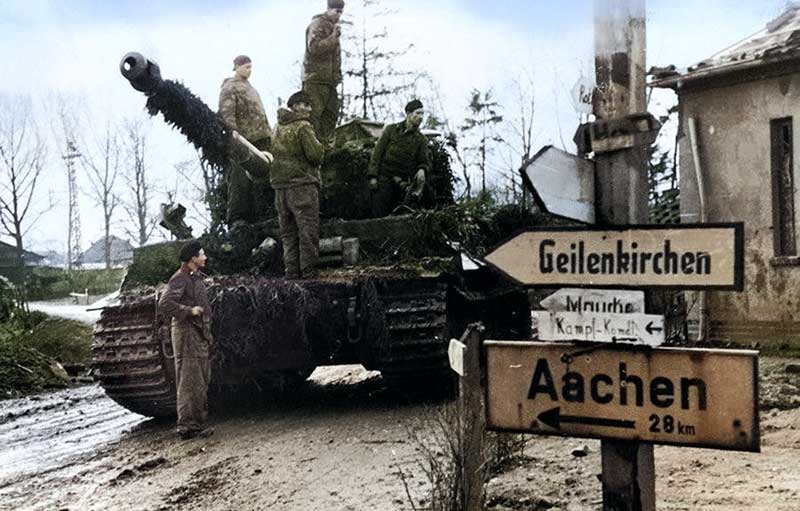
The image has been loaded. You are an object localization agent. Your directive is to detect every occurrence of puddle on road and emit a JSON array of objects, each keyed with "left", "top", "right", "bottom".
[{"left": 0, "top": 384, "right": 147, "bottom": 487}]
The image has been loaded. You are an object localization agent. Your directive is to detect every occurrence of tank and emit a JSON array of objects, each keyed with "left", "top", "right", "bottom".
[{"left": 93, "top": 53, "right": 541, "bottom": 417}]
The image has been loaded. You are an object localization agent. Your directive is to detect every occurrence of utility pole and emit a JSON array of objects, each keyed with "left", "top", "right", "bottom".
[
  {"left": 63, "top": 140, "right": 82, "bottom": 273},
  {"left": 593, "top": 0, "right": 655, "bottom": 510}
]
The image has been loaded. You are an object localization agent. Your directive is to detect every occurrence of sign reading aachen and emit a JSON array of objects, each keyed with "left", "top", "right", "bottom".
[
  {"left": 484, "top": 224, "right": 744, "bottom": 289},
  {"left": 484, "top": 341, "right": 760, "bottom": 452}
]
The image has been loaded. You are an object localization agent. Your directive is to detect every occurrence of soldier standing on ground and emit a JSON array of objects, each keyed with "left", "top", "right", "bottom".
[
  {"left": 271, "top": 91, "right": 325, "bottom": 279},
  {"left": 158, "top": 240, "right": 214, "bottom": 439},
  {"left": 367, "top": 99, "right": 431, "bottom": 217},
  {"left": 218, "top": 55, "right": 273, "bottom": 226},
  {"left": 303, "top": 0, "right": 344, "bottom": 141}
]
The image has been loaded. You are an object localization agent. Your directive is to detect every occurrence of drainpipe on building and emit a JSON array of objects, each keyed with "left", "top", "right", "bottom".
[{"left": 688, "top": 117, "right": 708, "bottom": 342}]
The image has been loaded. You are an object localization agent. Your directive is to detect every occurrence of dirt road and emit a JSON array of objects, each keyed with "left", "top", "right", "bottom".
[{"left": 1, "top": 359, "right": 799, "bottom": 510}]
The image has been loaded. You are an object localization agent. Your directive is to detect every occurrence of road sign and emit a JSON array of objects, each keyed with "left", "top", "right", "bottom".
[
  {"left": 485, "top": 341, "right": 759, "bottom": 452},
  {"left": 484, "top": 223, "right": 744, "bottom": 290},
  {"left": 521, "top": 146, "right": 595, "bottom": 224},
  {"left": 533, "top": 310, "right": 664, "bottom": 347},
  {"left": 540, "top": 288, "right": 645, "bottom": 313},
  {"left": 570, "top": 76, "right": 594, "bottom": 115},
  {"left": 448, "top": 339, "right": 466, "bottom": 376}
]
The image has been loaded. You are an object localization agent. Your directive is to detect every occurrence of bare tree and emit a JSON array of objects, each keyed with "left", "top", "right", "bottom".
[
  {"left": 0, "top": 95, "right": 47, "bottom": 266},
  {"left": 174, "top": 152, "right": 224, "bottom": 234},
  {"left": 81, "top": 121, "right": 122, "bottom": 269},
  {"left": 498, "top": 70, "right": 537, "bottom": 205},
  {"left": 341, "top": 0, "right": 417, "bottom": 121},
  {"left": 460, "top": 89, "right": 504, "bottom": 196},
  {"left": 122, "top": 118, "right": 157, "bottom": 247}
]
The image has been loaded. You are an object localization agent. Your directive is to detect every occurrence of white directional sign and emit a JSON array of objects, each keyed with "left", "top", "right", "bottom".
[
  {"left": 540, "top": 288, "right": 645, "bottom": 314},
  {"left": 485, "top": 341, "right": 760, "bottom": 452},
  {"left": 448, "top": 339, "right": 466, "bottom": 376},
  {"left": 533, "top": 310, "right": 665, "bottom": 347},
  {"left": 521, "top": 146, "right": 595, "bottom": 224},
  {"left": 570, "top": 76, "right": 594, "bottom": 114}
]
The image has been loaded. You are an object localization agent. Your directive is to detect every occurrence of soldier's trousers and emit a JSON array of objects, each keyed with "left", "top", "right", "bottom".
[
  {"left": 303, "top": 81, "right": 340, "bottom": 141},
  {"left": 226, "top": 138, "right": 274, "bottom": 224},
  {"left": 171, "top": 319, "right": 210, "bottom": 434},
  {"left": 226, "top": 160, "right": 253, "bottom": 224},
  {"left": 275, "top": 184, "right": 320, "bottom": 278}
]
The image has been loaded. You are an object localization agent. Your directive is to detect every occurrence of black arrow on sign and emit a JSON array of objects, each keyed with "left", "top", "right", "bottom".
[
  {"left": 537, "top": 407, "right": 636, "bottom": 430},
  {"left": 646, "top": 321, "right": 663, "bottom": 335}
]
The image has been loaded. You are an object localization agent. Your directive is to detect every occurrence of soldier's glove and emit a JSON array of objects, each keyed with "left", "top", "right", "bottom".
[
  {"left": 392, "top": 176, "right": 403, "bottom": 185},
  {"left": 261, "top": 150, "right": 274, "bottom": 164},
  {"left": 411, "top": 169, "right": 426, "bottom": 199},
  {"left": 369, "top": 177, "right": 378, "bottom": 191}
]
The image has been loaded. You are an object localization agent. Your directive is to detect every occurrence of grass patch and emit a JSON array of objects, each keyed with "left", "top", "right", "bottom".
[
  {"left": 0, "top": 266, "right": 125, "bottom": 301},
  {"left": 0, "top": 314, "right": 93, "bottom": 399},
  {"left": 18, "top": 317, "right": 93, "bottom": 366}
]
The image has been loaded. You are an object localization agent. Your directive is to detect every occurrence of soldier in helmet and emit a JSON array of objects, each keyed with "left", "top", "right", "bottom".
[
  {"left": 270, "top": 91, "right": 325, "bottom": 279},
  {"left": 302, "top": 0, "right": 344, "bottom": 141},
  {"left": 218, "top": 55, "right": 272, "bottom": 226},
  {"left": 367, "top": 99, "right": 431, "bottom": 217}
]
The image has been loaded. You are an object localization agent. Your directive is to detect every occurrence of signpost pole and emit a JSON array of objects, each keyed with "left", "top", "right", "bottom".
[
  {"left": 594, "top": 1, "right": 656, "bottom": 509},
  {"left": 458, "top": 324, "right": 486, "bottom": 511}
]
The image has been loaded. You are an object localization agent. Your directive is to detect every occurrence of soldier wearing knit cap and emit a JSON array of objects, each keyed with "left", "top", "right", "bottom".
[
  {"left": 302, "top": 0, "right": 345, "bottom": 140},
  {"left": 218, "top": 55, "right": 273, "bottom": 226},
  {"left": 158, "top": 240, "right": 214, "bottom": 439},
  {"left": 270, "top": 90, "right": 325, "bottom": 278},
  {"left": 367, "top": 99, "right": 431, "bottom": 217}
]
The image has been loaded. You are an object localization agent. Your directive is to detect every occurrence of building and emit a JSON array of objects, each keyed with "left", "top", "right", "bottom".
[
  {"left": 75, "top": 235, "right": 134, "bottom": 269},
  {"left": 651, "top": 5, "right": 800, "bottom": 345},
  {"left": 0, "top": 240, "right": 44, "bottom": 268}
]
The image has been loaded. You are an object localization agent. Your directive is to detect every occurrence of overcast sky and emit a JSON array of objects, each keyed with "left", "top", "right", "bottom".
[{"left": 0, "top": 0, "right": 791, "bottom": 254}]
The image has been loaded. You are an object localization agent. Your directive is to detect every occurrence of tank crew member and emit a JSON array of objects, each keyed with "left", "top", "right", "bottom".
[
  {"left": 367, "top": 99, "right": 431, "bottom": 217},
  {"left": 303, "top": 0, "right": 344, "bottom": 141},
  {"left": 158, "top": 240, "right": 214, "bottom": 440},
  {"left": 218, "top": 54, "right": 273, "bottom": 226},
  {"left": 271, "top": 91, "right": 325, "bottom": 279}
]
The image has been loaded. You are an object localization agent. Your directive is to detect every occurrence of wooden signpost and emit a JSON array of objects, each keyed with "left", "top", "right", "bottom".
[
  {"left": 483, "top": 224, "right": 744, "bottom": 290},
  {"left": 484, "top": 341, "right": 759, "bottom": 452}
]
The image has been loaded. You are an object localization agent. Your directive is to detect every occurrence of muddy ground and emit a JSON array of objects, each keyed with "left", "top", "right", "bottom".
[{"left": 0, "top": 359, "right": 798, "bottom": 511}]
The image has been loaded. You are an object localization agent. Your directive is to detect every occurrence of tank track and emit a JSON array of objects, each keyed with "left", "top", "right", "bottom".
[
  {"left": 92, "top": 294, "right": 176, "bottom": 418},
  {"left": 376, "top": 279, "right": 452, "bottom": 394}
]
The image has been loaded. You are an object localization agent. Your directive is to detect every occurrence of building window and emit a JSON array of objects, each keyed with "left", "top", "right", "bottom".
[{"left": 771, "top": 117, "right": 796, "bottom": 256}]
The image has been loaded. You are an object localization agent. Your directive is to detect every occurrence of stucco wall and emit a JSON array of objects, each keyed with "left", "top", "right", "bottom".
[{"left": 678, "top": 73, "right": 800, "bottom": 343}]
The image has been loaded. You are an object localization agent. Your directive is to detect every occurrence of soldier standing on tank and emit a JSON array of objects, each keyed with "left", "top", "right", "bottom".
[
  {"left": 218, "top": 55, "right": 273, "bottom": 227},
  {"left": 303, "top": 0, "right": 344, "bottom": 141},
  {"left": 271, "top": 91, "right": 325, "bottom": 279},
  {"left": 158, "top": 240, "right": 214, "bottom": 439},
  {"left": 367, "top": 99, "right": 431, "bottom": 217}
]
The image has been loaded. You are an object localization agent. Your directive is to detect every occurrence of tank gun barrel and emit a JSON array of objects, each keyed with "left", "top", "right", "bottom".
[
  {"left": 120, "top": 52, "right": 162, "bottom": 94},
  {"left": 119, "top": 52, "right": 271, "bottom": 179}
]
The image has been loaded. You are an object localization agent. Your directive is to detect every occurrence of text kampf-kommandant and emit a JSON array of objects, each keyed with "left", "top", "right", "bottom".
[{"left": 539, "top": 239, "right": 711, "bottom": 276}]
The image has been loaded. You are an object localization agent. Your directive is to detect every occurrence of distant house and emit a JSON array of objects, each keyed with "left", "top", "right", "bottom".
[
  {"left": 651, "top": 5, "right": 800, "bottom": 344},
  {"left": 75, "top": 235, "right": 134, "bottom": 269},
  {"left": 0, "top": 240, "right": 44, "bottom": 268}
]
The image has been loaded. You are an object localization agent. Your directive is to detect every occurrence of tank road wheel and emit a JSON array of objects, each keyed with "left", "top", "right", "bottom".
[
  {"left": 92, "top": 294, "right": 177, "bottom": 418},
  {"left": 375, "top": 279, "right": 455, "bottom": 399}
]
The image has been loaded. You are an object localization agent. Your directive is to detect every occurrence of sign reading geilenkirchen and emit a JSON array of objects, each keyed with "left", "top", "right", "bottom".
[
  {"left": 485, "top": 341, "right": 760, "bottom": 452},
  {"left": 484, "top": 224, "right": 744, "bottom": 290}
]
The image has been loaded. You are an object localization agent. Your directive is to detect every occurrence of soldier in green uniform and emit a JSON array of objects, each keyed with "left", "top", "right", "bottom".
[
  {"left": 158, "top": 240, "right": 214, "bottom": 440},
  {"left": 303, "top": 0, "right": 344, "bottom": 141},
  {"left": 271, "top": 91, "right": 325, "bottom": 279},
  {"left": 367, "top": 99, "right": 431, "bottom": 217},
  {"left": 218, "top": 55, "right": 272, "bottom": 226}
]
